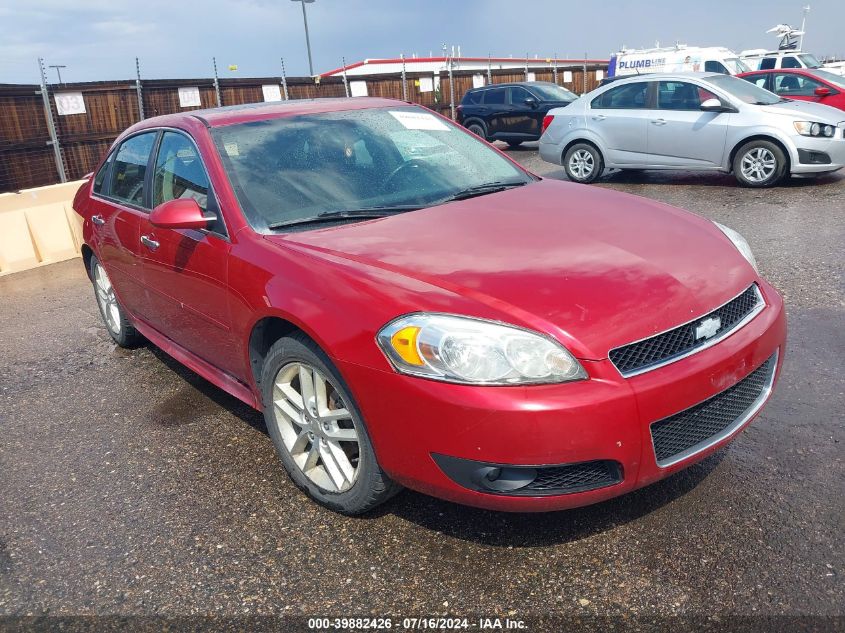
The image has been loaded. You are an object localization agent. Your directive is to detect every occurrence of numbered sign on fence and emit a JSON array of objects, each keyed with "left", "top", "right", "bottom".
[
  {"left": 54, "top": 92, "right": 85, "bottom": 116},
  {"left": 350, "top": 81, "right": 368, "bottom": 97},
  {"left": 563, "top": 71, "right": 573, "bottom": 83},
  {"left": 472, "top": 74, "right": 485, "bottom": 88},
  {"left": 262, "top": 84, "right": 282, "bottom": 102},
  {"left": 178, "top": 87, "right": 202, "bottom": 108}
]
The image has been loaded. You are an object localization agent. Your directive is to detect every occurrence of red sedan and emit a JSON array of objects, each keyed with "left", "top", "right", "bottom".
[
  {"left": 73, "top": 98, "right": 786, "bottom": 514},
  {"left": 738, "top": 68, "right": 845, "bottom": 111}
]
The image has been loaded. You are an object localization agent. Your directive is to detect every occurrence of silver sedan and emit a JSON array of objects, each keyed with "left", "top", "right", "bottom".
[{"left": 539, "top": 72, "right": 845, "bottom": 187}]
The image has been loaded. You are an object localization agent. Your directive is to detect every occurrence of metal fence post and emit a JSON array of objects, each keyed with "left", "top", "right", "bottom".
[
  {"left": 342, "top": 57, "right": 350, "bottom": 97},
  {"left": 37, "top": 57, "right": 66, "bottom": 183},
  {"left": 487, "top": 53, "right": 492, "bottom": 84},
  {"left": 212, "top": 56, "right": 222, "bottom": 107},
  {"left": 135, "top": 57, "right": 145, "bottom": 120},
  {"left": 583, "top": 53, "right": 588, "bottom": 95},
  {"left": 552, "top": 54, "right": 558, "bottom": 85},
  {"left": 448, "top": 52, "right": 455, "bottom": 119},
  {"left": 400, "top": 54, "right": 408, "bottom": 101},
  {"left": 525, "top": 53, "right": 529, "bottom": 81},
  {"left": 280, "top": 58, "right": 289, "bottom": 100}
]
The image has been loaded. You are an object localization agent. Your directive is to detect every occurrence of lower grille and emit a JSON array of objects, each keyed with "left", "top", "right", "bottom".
[
  {"left": 519, "top": 460, "right": 622, "bottom": 495},
  {"left": 651, "top": 352, "right": 778, "bottom": 467}
]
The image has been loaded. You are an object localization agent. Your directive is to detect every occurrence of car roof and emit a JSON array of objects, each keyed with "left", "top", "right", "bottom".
[
  {"left": 134, "top": 97, "right": 410, "bottom": 129},
  {"left": 603, "top": 72, "right": 724, "bottom": 84}
]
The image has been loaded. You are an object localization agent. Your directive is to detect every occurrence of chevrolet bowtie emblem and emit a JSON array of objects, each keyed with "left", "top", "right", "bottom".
[{"left": 695, "top": 316, "right": 722, "bottom": 340}]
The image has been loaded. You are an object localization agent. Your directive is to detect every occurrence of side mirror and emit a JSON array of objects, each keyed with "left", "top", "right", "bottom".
[
  {"left": 700, "top": 98, "right": 726, "bottom": 112},
  {"left": 524, "top": 97, "right": 537, "bottom": 108},
  {"left": 150, "top": 198, "right": 209, "bottom": 230},
  {"left": 814, "top": 86, "right": 831, "bottom": 97}
]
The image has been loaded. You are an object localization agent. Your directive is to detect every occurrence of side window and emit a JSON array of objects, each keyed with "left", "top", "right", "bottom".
[
  {"left": 483, "top": 88, "right": 506, "bottom": 105},
  {"left": 152, "top": 131, "right": 211, "bottom": 209},
  {"left": 774, "top": 73, "right": 823, "bottom": 96},
  {"left": 781, "top": 57, "right": 801, "bottom": 69},
  {"left": 657, "top": 81, "right": 716, "bottom": 110},
  {"left": 93, "top": 152, "right": 114, "bottom": 196},
  {"left": 743, "top": 74, "right": 769, "bottom": 90},
  {"left": 463, "top": 90, "right": 483, "bottom": 105},
  {"left": 509, "top": 86, "right": 532, "bottom": 105},
  {"left": 760, "top": 58, "right": 776, "bottom": 70},
  {"left": 704, "top": 60, "right": 729, "bottom": 74},
  {"left": 109, "top": 132, "right": 157, "bottom": 207},
  {"left": 591, "top": 82, "right": 649, "bottom": 109}
]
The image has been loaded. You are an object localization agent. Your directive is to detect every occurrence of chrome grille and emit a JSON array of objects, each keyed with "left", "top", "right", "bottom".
[{"left": 609, "top": 284, "right": 763, "bottom": 377}]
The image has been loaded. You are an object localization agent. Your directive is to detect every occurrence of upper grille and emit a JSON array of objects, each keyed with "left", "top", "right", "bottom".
[
  {"left": 609, "top": 284, "right": 763, "bottom": 377},
  {"left": 651, "top": 352, "right": 777, "bottom": 466},
  {"left": 516, "top": 460, "right": 622, "bottom": 496}
]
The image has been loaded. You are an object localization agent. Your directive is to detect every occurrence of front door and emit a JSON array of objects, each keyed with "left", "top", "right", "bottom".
[
  {"left": 137, "top": 130, "right": 239, "bottom": 377},
  {"left": 506, "top": 86, "right": 538, "bottom": 137},
  {"left": 646, "top": 81, "right": 729, "bottom": 168}
]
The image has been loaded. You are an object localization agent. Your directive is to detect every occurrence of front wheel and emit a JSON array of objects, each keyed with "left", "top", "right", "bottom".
[
  {"left": 564, "top": 143, "right": 603, "bottom": 184},
  {"left": 732, "top": 140, "right": 787, "bottom": 188},
  {"left": 260, "top": 333, "right": 402, "bottom": 514}
]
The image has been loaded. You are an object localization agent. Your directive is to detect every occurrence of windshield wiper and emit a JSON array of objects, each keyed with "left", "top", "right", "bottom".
[
  {"left": 267, "top": 205, "right": 420, "bottom": 230},
  {"left": 437, "top": 180, "right": 529, "bottom": 203}
]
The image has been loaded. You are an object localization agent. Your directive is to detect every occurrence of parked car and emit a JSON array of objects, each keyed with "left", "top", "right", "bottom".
[
  {"left": 739, "top": 49, "right": 823, "bottom": 72},
  {"left": 75, "top": 98, "right": 786, "bottom": 514},
  {"left": 457, "top": 81, "right": 576, "bottom": 146},
  {"left": 738, "top": 68, "right": 845, "bottom": 111},
  {"left": 539, "top": 72, "right": 845, "bottom": 187}
]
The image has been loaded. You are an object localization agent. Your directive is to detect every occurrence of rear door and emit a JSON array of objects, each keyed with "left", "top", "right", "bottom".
[
  {"left": 646, "top": 80, "right": 728, "bottom": 167},
  {"left": 587, "top": 81, "right": 651, "bottom": 165},
  {"left": 90, "top": 131, "right": 158, "bottom": 319},
  {"left": 136, "top": 129, "right": 238, "bottom": 376}
]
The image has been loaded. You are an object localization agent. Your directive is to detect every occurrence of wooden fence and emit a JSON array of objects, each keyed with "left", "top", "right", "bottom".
[{"left": 0, "top": 63, "right": 606, "bottom": 194}]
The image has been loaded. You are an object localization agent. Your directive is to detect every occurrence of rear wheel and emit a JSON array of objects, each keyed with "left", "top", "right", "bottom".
[
  {"left": 261, "top": 333, "right": 401, "bottom": 514},
  {"left": 733, "top": 140, "right": 787, "bottom": 188},
  {"left": 466, "top": 121, "right": 487, "bottom": 140},
  {"left": 89, "top": 255, "right": 141, "bottom": 347},
  {"left": 564, "top": 143, "right": 603, "bottom": 184}
]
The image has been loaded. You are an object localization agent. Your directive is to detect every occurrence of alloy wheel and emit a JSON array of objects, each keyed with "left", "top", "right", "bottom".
[
  {"left": 569, "top": 149, "right": 595, "bottom": 180},
  {"left": 271, "top": 362, "right": 361, "bottom": 493},
  {"left": 740, "top": 147, "right": 776, "bottom": 183},
  {"left": 94, "top": 263, "right": 121, "bottom": 335}
]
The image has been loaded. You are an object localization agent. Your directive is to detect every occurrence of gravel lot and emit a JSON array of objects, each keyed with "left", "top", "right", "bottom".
[{"left": 1, "top": 148, "right": 843, "bottom": 631}]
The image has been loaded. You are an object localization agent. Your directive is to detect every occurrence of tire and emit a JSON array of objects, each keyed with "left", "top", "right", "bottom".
[
  {"left": 89, "top": 254, "right": 142, "bottom": 348},
  {"left": 506, "top": 140, "right": 523, "bottom": 148},
  {"left": 260, "top": 332, "right": 402, "bottom": 515},
  {"left": 732, "top": 140, "right": 787, "bottom": 188},
  {"left": 563, "top": 142, "right": 603, "bottom": 184},
  {"left": 466, "top": 121, "right": 487, "bottom": 140}
]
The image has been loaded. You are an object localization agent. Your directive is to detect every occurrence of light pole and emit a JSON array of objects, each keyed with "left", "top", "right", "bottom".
[
  {"left": 291, "top": 0, "right": 315, "bottom": 76},
  {"left": 48, "top": 64, "right": 67, "bottom": 84},
  {"left": 799, "top": 5, "right": 810, "bottom": 51}
]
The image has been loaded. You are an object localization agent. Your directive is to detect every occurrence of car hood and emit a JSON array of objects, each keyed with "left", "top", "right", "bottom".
[
  {"left": 264, "top": 180, "right": 755, "bottom": 360},
  {"left": 758, "top": 99, "right": 845, "bottom": 122}
]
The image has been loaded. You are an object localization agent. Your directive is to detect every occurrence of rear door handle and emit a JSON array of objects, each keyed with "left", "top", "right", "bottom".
[
  {"left": 651, "top": 118, "right": 668, "bottom": 126},
  {"left": 140, "top": 235, "right": 159, "bottom": 251},
  {"left": 591, "top": 114, "right": 607, "bottom": 121},
  {"left": 91, "top": 215, "right": 105, "bottom": 226}
]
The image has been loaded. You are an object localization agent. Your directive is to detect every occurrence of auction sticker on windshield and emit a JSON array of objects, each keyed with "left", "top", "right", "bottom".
[{"left": 389, "top": 110, "right": 450, "bottom": 131}]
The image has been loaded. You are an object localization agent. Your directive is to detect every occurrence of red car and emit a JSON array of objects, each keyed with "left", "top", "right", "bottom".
[
  {"left": 74, "top": 98, "right": 786, "bottom": 514},
  {"left": 738, "top": 68, "right": 845, "bottom": 111}
]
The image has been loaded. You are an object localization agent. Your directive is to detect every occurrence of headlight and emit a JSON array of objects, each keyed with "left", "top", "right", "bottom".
[
  {"left": 714, "top": 222, "right": 758, "bottom": 272},
  {"left": 377, "top": 314, "right": 587, "bottom": 385},
  {"left": 794, "top": 121, "right": 835, "bottom": 137}
]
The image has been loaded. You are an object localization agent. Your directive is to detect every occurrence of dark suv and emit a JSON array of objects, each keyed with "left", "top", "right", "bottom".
[{"left": 457, "top": 81, "right": 577, "bottom": 146}]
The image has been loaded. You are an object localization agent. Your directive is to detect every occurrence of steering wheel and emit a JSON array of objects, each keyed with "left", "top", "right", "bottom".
[{"left": 381, "top": 158, "right": 429, "bottom": 193}]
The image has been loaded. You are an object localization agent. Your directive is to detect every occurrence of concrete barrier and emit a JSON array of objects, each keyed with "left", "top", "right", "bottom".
[{"left": 0, "top": 180, "right": 86, "bottom": 276}]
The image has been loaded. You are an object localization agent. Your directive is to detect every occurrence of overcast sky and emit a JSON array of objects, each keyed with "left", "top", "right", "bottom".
[{"left": 1, "top": 0, "right": 844, "bottom": 84}]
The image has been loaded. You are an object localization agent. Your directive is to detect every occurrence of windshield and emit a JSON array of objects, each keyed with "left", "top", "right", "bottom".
[
  {"left": 809, "top": 68, "right": 845, "bottom": 88},
  {"left": 530, "top": 84, "right": 577, "bottom": 101},
  {"left": 724, "top": 57, "right": 751, "bottom": 74},
  {"left": 799, "top": 54, "right": 822, "bottom": 68},
  {"left": 211, "top": 106, "right": 531, "bottom": 230},
  {"left": 706, "top": 74, "right": 781, "bottom": 104}
]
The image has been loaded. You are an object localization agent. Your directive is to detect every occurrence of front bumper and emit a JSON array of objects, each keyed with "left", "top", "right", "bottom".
[
  {"left": 790, "top": 132, "right": 845, "bottom": 173},
  {"left": 338, "top": 280, "right": 786, "bottom": 512}
]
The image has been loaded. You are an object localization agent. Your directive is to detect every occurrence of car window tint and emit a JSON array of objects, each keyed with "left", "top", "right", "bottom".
[
  {"left": 463, "top": 90, "right": 483, "bottom": 105},
  {"left": 743, "top": 74, "right": 769, "bottom": 89},
  {"left": 657, "top": 81, "right": 716, "bottom": 110},
  {"left": 781, "top": 57, "right": 801, "bottom": 69},
  {"left": 109, "top": 132, "right": 156, "bottom": 207},
  {"left": 93, "top": 152, "right": 113, "bottom": 196},
  {"left": 591, "top": 82, "right": 649, "bottom": 109},
  {"left": 704, "top": 61, "right": 729, "bottom": 74},
  {"left": 760, "top": 58, "right": 776, "bottom": 70},
  {"left": 483, "top": 88, "right": 506, "bottom": 105},
  {"left": 774, "top": 73, "right": 823, "bottom": 96},
  {"left": 153, "top": 132, "right": 210, "bottom": 212},
  {"left": 509, "top": 87, "right": 532, "bottom": 105}
]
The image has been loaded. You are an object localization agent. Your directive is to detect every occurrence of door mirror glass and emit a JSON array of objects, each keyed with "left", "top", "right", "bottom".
[
  {"left": 150, "top": 198, "right": 209, "bottom": 230},
  {"left": 700, "top": 98, "right": 724, "bottom": 111}
]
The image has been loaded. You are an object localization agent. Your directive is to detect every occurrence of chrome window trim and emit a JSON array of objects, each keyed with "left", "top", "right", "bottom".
[
  {"left": 610, "top": 284, "right": 765, "bottom": 378},
  {"left": 651, "top": 349, "right": 778, "bottom": 468}
]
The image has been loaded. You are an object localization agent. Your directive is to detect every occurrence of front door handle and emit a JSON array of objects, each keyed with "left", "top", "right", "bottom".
[
  {"left": 651, "top": 118, "right": 668, "bottom": 126},
  {"left": 140, "top": 235, "right": 159, "bottom": 251},
  {"left": 591, "top": 114, "right": 607, "bottom": 121},
  {"left": 91, "top": 215, "right": 105, "bottom": 226}
]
